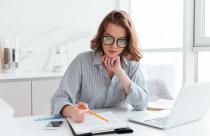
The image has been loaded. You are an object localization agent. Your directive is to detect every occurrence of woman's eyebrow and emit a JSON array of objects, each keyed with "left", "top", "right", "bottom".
[
  {"left": 103, "top": 33, "right": 113, "bottom": 37},
  {"left": 103, "top": 33, "right": 127, "bottom": 39}
]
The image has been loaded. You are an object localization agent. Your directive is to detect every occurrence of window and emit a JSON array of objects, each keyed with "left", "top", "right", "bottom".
[
  {"left": 194, "top": 0, "right": 210, "bottom": 82},
  {"left": 198, "top": 52, "right": 210, "bottom": 81},
  {"left": 141, "top": 52, "right": 182, "bottom": 97},
  {"left": 130, "top": 0, "right": 183, "bottom": 98},
  {"left": 131, "top": 0, "right": 183, "bottom": 49},
  {"left": 194, "top": 0, "right": 210, "bottom": 46},
  {"left": 205, "top": 0, "right": 210, "bottom": 37},
  {"left": 124, "top": 0, "right": 209, "bottom": 100}
]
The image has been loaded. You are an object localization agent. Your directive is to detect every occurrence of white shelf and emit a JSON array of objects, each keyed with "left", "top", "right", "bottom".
[{"left": 0, "top": 71, "right": 64, "bottom": 82}]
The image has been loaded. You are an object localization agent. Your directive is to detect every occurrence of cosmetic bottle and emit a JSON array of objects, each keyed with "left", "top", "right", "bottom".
[
  {"left": 0, "top": 34, "right": 19, "bottom": 73},
  {"left": 52, "top": 47, "right": 66, "bottom": 72}
]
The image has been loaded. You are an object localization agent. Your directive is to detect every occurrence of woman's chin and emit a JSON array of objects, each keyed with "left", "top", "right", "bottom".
[
  {"left": 106, "top": 53, "right": 118, "bottom": 58},
  {"left": 107, "top": 55, "right": 117, "bottom": 58}
]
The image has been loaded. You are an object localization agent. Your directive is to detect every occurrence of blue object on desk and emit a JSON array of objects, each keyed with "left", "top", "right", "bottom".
[{"left": 34, "top": 114, "right": 62, "bottom": 121}]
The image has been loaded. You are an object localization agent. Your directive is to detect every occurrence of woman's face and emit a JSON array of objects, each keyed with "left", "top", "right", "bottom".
[{"left": 102, "top": 23, "right": 127, "bottom": 58}]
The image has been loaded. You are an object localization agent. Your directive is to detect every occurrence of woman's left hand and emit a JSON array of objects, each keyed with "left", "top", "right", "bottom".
[
  {"left": 102, "top": 55, "right": 131, "bottom": 94},
  {"left": 102, "top": 55, "right": 122, "bottom": 73}
]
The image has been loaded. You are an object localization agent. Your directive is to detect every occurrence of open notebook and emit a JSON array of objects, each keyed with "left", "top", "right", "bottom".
[
  {"left": 147, "top": 99, "right": 175, "bottom": 111},
  {"left": 67, "top": 111, "right": 133, "bottom": 136}
]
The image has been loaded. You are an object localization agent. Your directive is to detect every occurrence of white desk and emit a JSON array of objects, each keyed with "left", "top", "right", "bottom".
[
  {"left": 0, "top": 98, "right": 14, "bottom": 135},
  {"left": 6, "top": 107, "right": 210, "bottom": 136}
]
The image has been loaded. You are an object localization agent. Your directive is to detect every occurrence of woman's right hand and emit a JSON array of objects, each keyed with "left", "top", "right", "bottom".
[{"left": 61, "top": 102, "right": 89, "bottom": 123}]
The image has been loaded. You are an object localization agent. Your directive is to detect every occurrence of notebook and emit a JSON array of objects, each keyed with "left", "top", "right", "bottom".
[
  {"left": 147, "top": 99, "right": 175, "bottom": 111},
  {"left": 67, "top": 111, "right": 133, "bottom": 136}
]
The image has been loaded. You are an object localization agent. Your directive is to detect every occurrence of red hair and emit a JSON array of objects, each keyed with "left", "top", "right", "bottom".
[{"left": 90, "top": 10, "right": 142, "bottom": 61}]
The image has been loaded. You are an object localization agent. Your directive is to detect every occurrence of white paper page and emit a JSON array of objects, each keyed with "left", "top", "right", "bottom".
[
  {"left": 67, "top": 111, "right": 127, "bottom": 135},
  {"left": 148, "top": 99, "right": 175, "bottom": 110}
]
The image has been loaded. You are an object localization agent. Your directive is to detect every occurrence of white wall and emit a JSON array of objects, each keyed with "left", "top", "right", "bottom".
[
  {"left": 0, "top": 0, "right": 118, "bottom": 26},
  {"left": 0, "top": 0, "right": 119, "bottom": 72}
]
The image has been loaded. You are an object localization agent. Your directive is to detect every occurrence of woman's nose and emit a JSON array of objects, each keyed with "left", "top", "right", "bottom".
[{"left": 111, "top": 41, "right": 118, "bottom": 49}]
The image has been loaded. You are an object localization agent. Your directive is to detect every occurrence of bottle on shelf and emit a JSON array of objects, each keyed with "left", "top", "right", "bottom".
[
  {"left": 0, "top": 34, "right": 19, "bottom": 73},
  {"left": 52, "top": 46, "right": 67, "bottom": 72}
]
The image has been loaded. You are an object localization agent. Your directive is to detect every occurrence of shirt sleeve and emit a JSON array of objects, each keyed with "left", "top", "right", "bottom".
[
  {"left": 51, "top": 55, "right": 82, "bottom": 115},
  {"left": 124, "top": 62, "right": 148, "bottom": 111}
]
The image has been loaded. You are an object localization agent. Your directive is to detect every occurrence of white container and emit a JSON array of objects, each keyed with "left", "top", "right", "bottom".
[{"left": 0, "top": 34, "right": 19, "bottom": 73}]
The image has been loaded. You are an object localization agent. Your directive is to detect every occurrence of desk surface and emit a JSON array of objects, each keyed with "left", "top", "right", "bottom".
[{"left": 5, "top": 107, "right": 210, "bottom": 136}]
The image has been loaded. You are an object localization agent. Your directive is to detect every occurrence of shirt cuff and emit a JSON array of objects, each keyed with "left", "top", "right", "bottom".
[
  {"left": 52, "top": 99, "right": 72, "bottom": 115},
  {"left": 125, "top": 81, "right": 148, "bottom": 110}
]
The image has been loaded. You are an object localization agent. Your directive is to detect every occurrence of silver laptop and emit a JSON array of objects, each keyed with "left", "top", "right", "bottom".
[{"left": 128, "top": 82, "right": 210, "bottom": 129}]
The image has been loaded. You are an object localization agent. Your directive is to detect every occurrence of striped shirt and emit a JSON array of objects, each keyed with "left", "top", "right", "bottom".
[{"left": 51, "top": 51, "right": 147, "bottom": 115}]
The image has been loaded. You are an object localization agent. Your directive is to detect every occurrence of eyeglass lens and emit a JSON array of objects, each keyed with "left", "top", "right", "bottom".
[{"left": 103, "top": 36, "right": 128, "bottom": 48}]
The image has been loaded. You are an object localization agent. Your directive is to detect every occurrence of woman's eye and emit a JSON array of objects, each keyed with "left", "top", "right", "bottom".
[
  {"left": 104, "top": 36, "right": 113, "bottom": 44},
  {"left": 118, "top": 39, "right": 128, "bottom": 46}
]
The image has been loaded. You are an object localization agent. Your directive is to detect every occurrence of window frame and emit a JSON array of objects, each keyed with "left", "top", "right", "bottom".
[
  {"left": 120, "top": 0, "right": 196, "bottom": 84},
  {"left": 194, "top": 0, "right": 210, "bottom": 47}
]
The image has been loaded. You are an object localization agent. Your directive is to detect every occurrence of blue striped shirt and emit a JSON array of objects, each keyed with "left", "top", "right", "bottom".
[{"left": 51, "top": 51, "right": 147, "bottom": 115}]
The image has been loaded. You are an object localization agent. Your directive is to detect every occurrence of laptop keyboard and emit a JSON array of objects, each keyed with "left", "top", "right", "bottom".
[{"left": 144, "top": 116, "right": 169, "bottom": 126}]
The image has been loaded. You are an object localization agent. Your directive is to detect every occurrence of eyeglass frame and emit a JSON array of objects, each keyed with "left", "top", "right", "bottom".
[{"left": 102, "top": 35, "right": 129, "bottom": 48}]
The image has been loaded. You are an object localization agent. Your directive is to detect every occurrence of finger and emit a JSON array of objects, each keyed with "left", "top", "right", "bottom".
[
  {"left": 77, "top": 102, "right": 87, "bottom": 109},
  {"left": 114, "top": 56, "right": 120, "bottom": 61},
  {"left": 110, "top": 57, "right": 117, "bottom": 66},
  {"left": 101, "top": 55, "right": 105, "bottom": 63},
  {"left": 78, "top": 108, "right": 89, "bottom": 115},
  {"left": 102, "top": 56, "right": 107, "bottom": 66},
  {"left": 77, "top": 103, "right": 89, "bottom": 115},
  {"left": 82, "top": 103, "right": 89, "bottom": 109},
  {"left": 78, "top": 102, "right": 89, "bottom": 109},
  {"left": 78, "top": 101, "right": 85, "bottom": 106},
  {"left": 73, "top": 107, "right": 86, "bottom": 115},
  {"left": 114, "top": 56, "right": 121, "bottom": 65},
  {"left": 104, "top": 56, "right": 108, "bottom": 67},
  {"left": 72, "top": 114, "right": 85, "bottom": 123},
  {"left": 80, "top": 109, "right": 89, "bottom": 114},
  {"left": 107, "top": 57, "right": 111, "bottom": 68}
]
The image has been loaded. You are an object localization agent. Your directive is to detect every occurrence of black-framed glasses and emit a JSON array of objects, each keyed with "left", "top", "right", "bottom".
[{"left": 102, "top": 35, "right": 128, "bottom": 48}]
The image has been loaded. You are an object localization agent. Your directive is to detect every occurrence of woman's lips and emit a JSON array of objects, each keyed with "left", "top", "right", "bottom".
[{"left": 109, "top": 50, "right": 118, "bottom": 54}]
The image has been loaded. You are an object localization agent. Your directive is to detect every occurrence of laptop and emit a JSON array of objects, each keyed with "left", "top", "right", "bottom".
[{"left": 128, "top": 82, "right": 210, "bottom": 129}]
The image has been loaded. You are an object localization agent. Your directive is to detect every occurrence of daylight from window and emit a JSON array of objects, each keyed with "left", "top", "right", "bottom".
[
  {"left": 131, "top": 0, "right": 183, "bottom": 49},
  {"left": 131, "top": 0, "right": 183, "bottom": 98},
  {"left": 198, "top": 52, "right": 210, "bottom": 82},
  {"left": 205, "top": 0, "right": 210, "bottom": 37}
]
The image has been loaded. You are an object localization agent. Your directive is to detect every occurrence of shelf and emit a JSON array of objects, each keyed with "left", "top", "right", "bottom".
[{"left": 0, "top": 71, "right": 64, "bottom": 82}]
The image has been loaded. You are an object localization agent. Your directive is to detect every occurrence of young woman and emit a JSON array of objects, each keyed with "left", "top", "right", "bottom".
[{"left": 51, "top": 10, "right": 147, "bottom": 123}]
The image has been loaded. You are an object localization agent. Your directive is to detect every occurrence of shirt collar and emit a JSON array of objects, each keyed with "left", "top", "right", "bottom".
[
  {"left": 121, "top": 57, "right": 128, "bottom": 69},
  {"left": 92, "top": 52, "right": 103, "bottom": 65}
]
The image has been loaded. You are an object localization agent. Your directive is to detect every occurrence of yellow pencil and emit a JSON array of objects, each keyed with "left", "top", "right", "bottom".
[
  {"left": 71, "top": 103, "right": 109, "bottom": 122},
  {"left": 88, "top": 110, "right": 109, "bottom": 122},
  {"left": 147, "top": 107, "right": 164, "bottom": 111}
]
